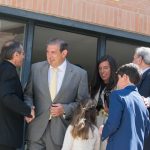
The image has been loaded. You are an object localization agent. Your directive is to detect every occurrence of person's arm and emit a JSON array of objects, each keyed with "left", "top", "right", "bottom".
[
  {"left": 24, "top": 70, "right": 34, "bottom": 107},
  {"left": 61, "top": 125, "right": 74, "bottom": 150},
  {"left": 23, "top": 67, "right": 35, "bottom": 122},
  {"left": 145, "top": 110, "right": 150, "bottom": 138},
  {"left": 0, "top": 70, "right": 31, "bottom": 116},
  {"left": 101, "top": 91, "right": 124, "bottom": 141},
  {"left": 138, "top": 72, "right": 150, "bottom": 108}
]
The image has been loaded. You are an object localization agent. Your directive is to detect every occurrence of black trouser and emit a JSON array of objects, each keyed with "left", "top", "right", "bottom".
[{"left": 0, "top": 145, "right": 16, "bottom": 150}]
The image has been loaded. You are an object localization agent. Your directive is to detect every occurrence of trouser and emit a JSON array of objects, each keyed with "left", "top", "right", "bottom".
[
  {"left": 26, "top": 121, "right": 61, "bottom": 150},
  {"left": 0, "top": 145, "right": 16, "bottom": 150}
]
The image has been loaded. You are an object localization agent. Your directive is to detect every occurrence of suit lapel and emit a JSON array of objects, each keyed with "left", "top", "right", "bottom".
[{"left": 40, "top": 61, "right": 51, "bottom": 101}]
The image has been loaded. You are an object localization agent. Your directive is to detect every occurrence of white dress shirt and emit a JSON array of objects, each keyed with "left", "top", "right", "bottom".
[{"left": 48, "top": 60, "right": 67, "bottom": 94}]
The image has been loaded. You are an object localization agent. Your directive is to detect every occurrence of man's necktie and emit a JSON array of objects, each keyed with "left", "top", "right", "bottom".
[{"left": 50, "top": 68, "right": 58, "bottom": 101}]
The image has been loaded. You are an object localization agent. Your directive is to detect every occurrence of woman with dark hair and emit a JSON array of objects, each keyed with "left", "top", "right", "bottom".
[{"left": 90, "top": 55, "right": 118, "bottom": 150}]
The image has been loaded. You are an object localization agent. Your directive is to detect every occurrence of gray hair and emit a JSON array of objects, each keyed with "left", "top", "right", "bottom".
[
  {"left": 0, "top": 40, "right": 23, "bottom": 61},
  {"left": 135, "top": 47, "right": 150, "bottom": 65}
]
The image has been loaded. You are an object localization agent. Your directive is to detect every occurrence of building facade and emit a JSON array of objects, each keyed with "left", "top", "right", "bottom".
[{"left": 0, "top": 1, "right": 150, "bottom": 149}]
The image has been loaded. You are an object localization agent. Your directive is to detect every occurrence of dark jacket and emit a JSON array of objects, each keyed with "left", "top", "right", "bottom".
[
  {"left": 137, "top": 68, "right": 150, "bottom": 150},
  {"left": 137, "top": 68, "right": 150, "bottom": 101},
  {"left": 102, "top": 85, "right": 150, "bottom": 150},
  {"left": 0, "top": 60, "right": 31, "bottom": 148}
]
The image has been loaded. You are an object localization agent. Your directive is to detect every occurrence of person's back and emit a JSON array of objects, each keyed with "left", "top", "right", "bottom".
[
  {"left": 105, "top": 86, "right": 149, "bottom": 150},
  {"left": 0, "top": 60, "right": 24, "bottom": 147},
  {"left": 62, "top": 125, "right": 99, "bottom": 150},
  {"left": 0, "top": 40, "right": 32, "bottom": 150},
  {"left": 101, "top": 63, "right": 150, "bottom": 150}
]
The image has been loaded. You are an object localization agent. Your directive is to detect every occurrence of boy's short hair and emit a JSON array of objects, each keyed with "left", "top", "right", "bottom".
[{"left": 117, "top": 63, "right": 141, "bottom": 84}]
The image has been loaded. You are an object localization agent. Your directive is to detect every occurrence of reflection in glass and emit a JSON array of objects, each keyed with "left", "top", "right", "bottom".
[
  {"left": 106, "top": 40, "right": 143, "bottom": 66},
  {"left": 32, "top": 26, "right": 97, "bottom": 81},
  {"left": 0, "top": 19, "right": 25, "bottom": 50},
  {"left": 0, "top": 19, "right": 26, "bottom": 75}
]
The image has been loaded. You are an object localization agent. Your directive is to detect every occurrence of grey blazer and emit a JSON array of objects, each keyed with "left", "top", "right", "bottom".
[{"left": 24, "top": 60, "right": 89, "bottom": 146}]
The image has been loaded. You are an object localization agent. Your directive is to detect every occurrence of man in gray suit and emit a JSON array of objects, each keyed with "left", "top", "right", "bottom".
[{"left": 24, "top": 38, "right": 89, "bottom": 150}]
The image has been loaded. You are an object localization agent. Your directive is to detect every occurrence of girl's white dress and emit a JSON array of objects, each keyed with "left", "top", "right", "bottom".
[{"left": 61, "top": 125, "right": 100, "bottom": 150}]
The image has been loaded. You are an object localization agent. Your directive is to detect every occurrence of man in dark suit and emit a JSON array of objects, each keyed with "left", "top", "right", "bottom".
[
  {"left": 24, "top": 38, "right": 89, "bottom": 150},
  {"left": 100, "top": 63, "right": 150, "bottom": 150},
  {"left": 133, "top": 47, "right": 150, "bottom": 150},
  {"left": 0, "top": 40, "right": 34, "bottom": 150}
]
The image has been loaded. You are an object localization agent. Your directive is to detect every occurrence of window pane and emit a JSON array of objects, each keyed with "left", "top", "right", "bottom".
[
  {"left": 32, "top": 26, "right": 97, "bottom": 81},
  {"left": 106, "top": 40, "right": 144, "bottom": 66},
  {"left": 0, "top": 19, "right": 25, "bottom": 49},
  {"left": 0, "top": 19, "right": 26, "bottom": 74}
]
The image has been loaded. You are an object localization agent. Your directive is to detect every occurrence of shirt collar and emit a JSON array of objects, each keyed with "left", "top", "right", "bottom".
[{"left": 50, "top": 59, "right": 67, "bottom": 71}]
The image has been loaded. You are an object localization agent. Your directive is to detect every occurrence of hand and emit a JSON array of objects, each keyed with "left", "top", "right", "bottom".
[
  {"left": 142, "top": 96, "right": 150, "bottom": 108},
  {"left": 99, "top": 125, "right": 104, "bottom": 135},
  {"left": 50, "top": 103, "right": 64, "bottom": 117},
  {"left": 104, "top": 102, "right": 109, "bottom": 113},
  {"left": 25, "top": 106, "right": 35, "bottom": 123}
]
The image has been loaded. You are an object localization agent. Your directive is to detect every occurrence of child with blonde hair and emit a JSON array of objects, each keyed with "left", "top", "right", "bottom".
[{"left": 61, "top": 99, "right": 100, "bottom": 150}]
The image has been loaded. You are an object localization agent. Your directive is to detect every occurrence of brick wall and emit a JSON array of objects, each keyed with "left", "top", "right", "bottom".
[{"left": 0, "top": 0, "right": 150, "bottom": 36}]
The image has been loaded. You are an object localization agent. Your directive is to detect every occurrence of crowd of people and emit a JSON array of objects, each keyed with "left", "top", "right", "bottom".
[{"left": 0, "top": 39, "right": 150, "bottom": 150}]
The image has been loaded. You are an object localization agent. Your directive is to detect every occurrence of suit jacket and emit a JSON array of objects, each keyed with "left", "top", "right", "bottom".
[
  {"left": 102, "top": 85, "right": 150, "bottom": 150},
  {"left": 137, "top": 68, "right": 150, "bottom": 150},
  {"left": 24, "top": 61, "right": 89, "bottom": 147},
  {"left": 0, "top": 60, "right": 31, "bottom": 148},
  {"left": 137, "top": 68, "right": 150, "bottom": 110}
]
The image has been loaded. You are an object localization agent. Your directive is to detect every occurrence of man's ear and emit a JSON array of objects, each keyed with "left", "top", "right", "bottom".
[
  {"left": 11, "top": 52, "right": 18, "bottom": 65},
  {"left": 13, "top": 51, "right": 19, "bottom": 57},
  {"left": 123, "top": 74, "right": 130, "bottom": 82},
  {"left": 12, "top": 52, "right": 17, "bottom": 59},
  {"left": 62, "top": 50, "right": 68, "bottom": 57},
  {"left": 139, "top": 56, "right": 143, "bottom": 64}
]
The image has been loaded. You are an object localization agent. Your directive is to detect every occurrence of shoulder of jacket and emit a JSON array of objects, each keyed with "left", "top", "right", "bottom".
[
  {"left": 68, "top": 63, "right": 87, "bottom": 74},
  {"left": 31, "top": 61, "right": 48, "bottom": 69},
  {"left": 147, "top": 69, "right": 150, "bottom": 76}
]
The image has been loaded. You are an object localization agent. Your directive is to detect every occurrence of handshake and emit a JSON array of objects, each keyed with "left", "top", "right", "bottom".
[{"left": 25, "top": 106, "right": 35, "bottom": 123}]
